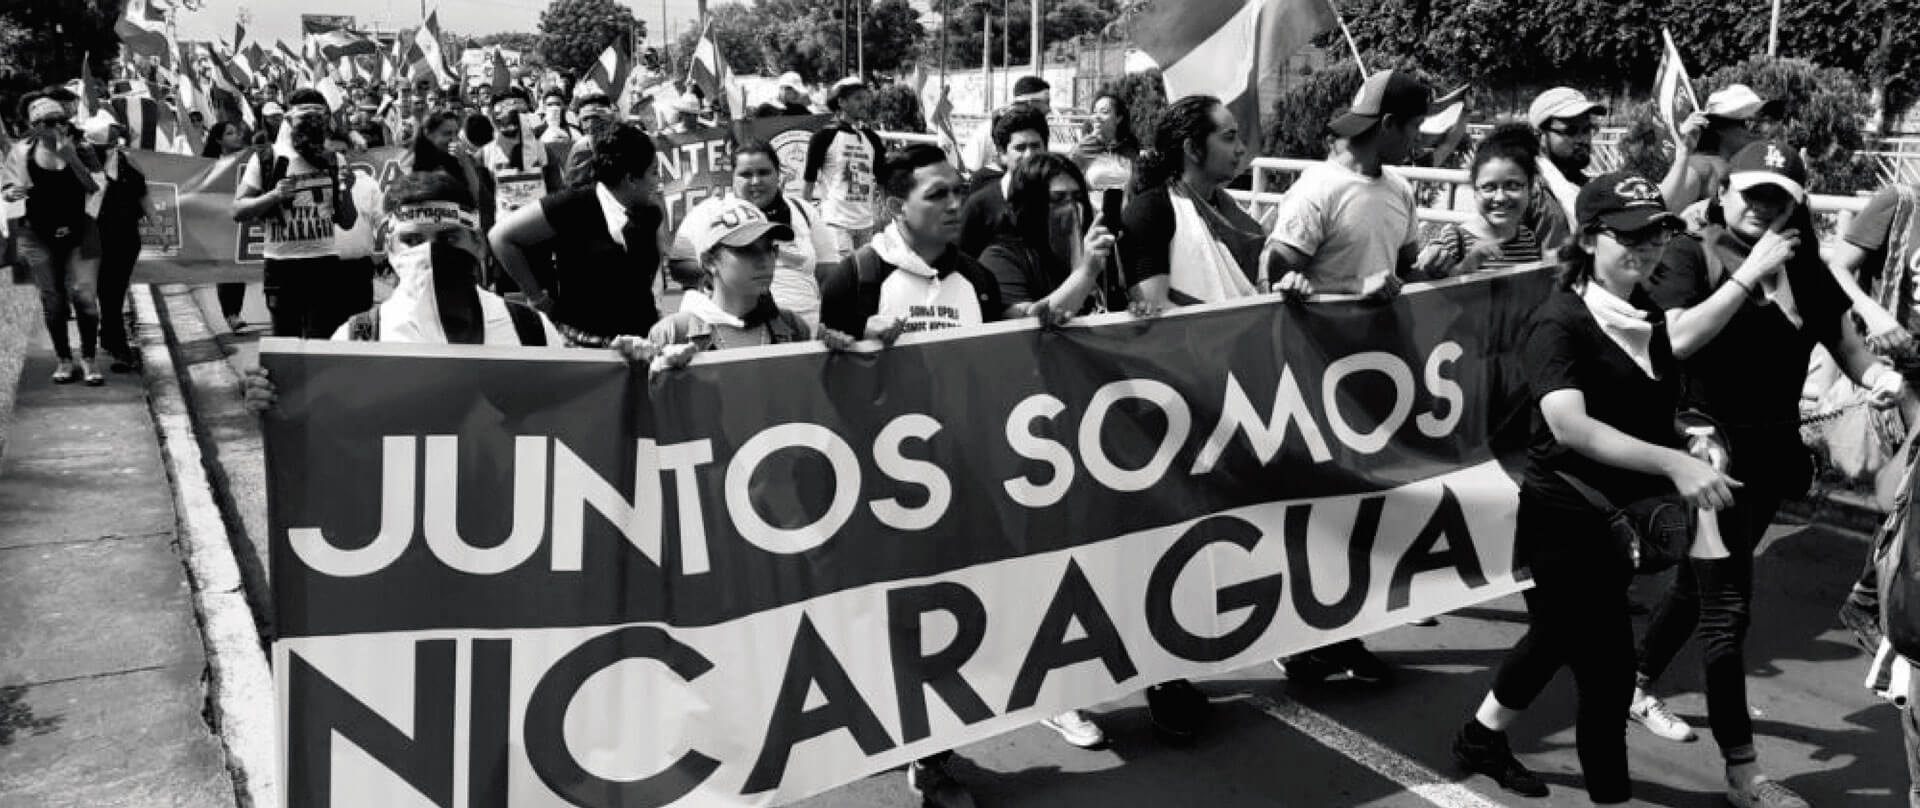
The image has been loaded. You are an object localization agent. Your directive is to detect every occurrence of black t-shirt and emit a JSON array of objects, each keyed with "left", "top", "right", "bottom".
[
  {"left": 978, "top": 239, "right": 1080, "bottom": 311},
  {"left": 537, "top": 186, "right": 663, "bottom": 339},
  {"left": 958, "top": 178, "right": 1010, "bottom": 259},
  {"left": 1520, "top": 286, "right": 1680, "bottom": 508},
  {"left": 1118, "top": 185, "right": 1264, "bottom": 291},
  {"left": 1647, "top": 227, "right": 1849, "bottom": 493}
]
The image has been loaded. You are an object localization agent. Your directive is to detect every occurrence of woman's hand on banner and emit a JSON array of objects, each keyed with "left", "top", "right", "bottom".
[
  {"left": 1270, "top": 271, "right": 1315, "bottom": 302},
  {"left": 1363, "top": 272, "right": 1404, "bottom": 303},
  {"left": 611, "top": 335, "right": 660, "bottom": 365},
  {"left": 241, "top": 367, "right": 277, "bottom": 415},
  {"left": 820, "top": 328, "right": 859, "bottom": 352},
  {"left": 647, "top": 342, "right": 699, "bottom": 379},
  {"left": 863, "top": 315, "right": 906, "bottom": 347}
]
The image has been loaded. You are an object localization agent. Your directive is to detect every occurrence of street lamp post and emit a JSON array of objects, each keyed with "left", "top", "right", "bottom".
[{"left": 974, "top": 1, "right": 991, "bottom": 113}]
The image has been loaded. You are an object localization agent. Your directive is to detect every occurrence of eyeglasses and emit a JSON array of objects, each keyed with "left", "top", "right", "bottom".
[
  {"left": 1474, "top": 180, "right": 1529, "bottom": 197},
  {"left": 1601, "top": 227, "right": 1674, "bottom": 249}
]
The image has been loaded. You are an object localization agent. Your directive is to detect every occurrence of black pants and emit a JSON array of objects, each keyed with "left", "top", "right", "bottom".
[
  {"left": 1636, "top": 489, "right": 1783, "bottom": 759},
  {"left": 217, "top": 282, "right": 247, "bottom": 321},
  {"left": 263, "top": 256, "right": 373, "bottom": 339},
  {"left": 1490, "top": 490, "right": 1636, "bottom": 803},
  {"left": 97, "top": 218, "right": 140, "bottom": 360}
]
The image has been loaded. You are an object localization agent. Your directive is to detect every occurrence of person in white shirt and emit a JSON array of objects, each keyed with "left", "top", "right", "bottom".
[
  {"left": 669, "top": 141, "right": 831, "bottom": 326},
  {"left": 328, "top": 129, "right": 385, "bottom": 309},
  {"left": 231, "top": 88, "right": 360, "bottom": 338},
  {"left": 802, "top": 79, "right": 886, "bottom": 260},
  {"left": 1265, "top": 69, "right": 1432, "bottom": 300}
]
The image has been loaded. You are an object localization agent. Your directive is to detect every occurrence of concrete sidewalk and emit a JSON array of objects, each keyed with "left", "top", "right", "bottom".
[{"left": 0, "top": 327, "right": 235, "bottom": 807}]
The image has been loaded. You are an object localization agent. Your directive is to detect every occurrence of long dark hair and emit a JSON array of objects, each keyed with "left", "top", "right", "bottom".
[
  {"left": 1134, "top": 95, "right": 1223, "bottom": 194},
  {"left": 410, "top": 110, "right": 463, "bottom": 175},
  {"left": 1004, "top": 152, "right": 1093, "bottom": 263},
  {"left": 201, "top": 121, "right": 236, "bottom": 157},
  {"left": 1092, "top": 93, "right": 1140, "bottom": 159}
]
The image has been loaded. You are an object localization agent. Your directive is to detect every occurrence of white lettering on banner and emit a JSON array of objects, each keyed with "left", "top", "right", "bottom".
[
  {"left": 283, "top": 342, "right": 1469, "bottom": 577},
  {"left": 276, "top": 461, "right": 1526, "bottom": 808}
]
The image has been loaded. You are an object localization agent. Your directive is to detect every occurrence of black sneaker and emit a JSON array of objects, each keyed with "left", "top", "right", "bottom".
[
  {"left": 906, "top": 754, "right": 975, "bottom": 807},
  {"left": 1324, "top": 639, "right": 1395, "bottom": 685},
  {"left": 1452, "top": 723, "right": 1549, "bottom": 798},
  {"left": 1276, "top": 650, "right": 1342, "bottom": 684},
  {"left": 1145, "top": 679, "right": 1211, "bottom": 744}
]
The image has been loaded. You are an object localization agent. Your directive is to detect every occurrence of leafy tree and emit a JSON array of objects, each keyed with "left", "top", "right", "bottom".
[
  {"left": 676, "top": 0, "right": 925, "bottom": 83},
  {"left": 1, "top": 1, "right": 118, "bottom": 127},
  {"left": 1695, "top": 57, "right": 1879, "bottom": 195},
  {"left": 537, "top": 0, "right": 644, "bottom": 77},
  {"left": 1262, "top": 57, "right": 1451, "bottom": 165},
  {"left": 872, "top": 83, "right": 926, "bottom": 132},
  {"left": 939, "top": 0, "right": 1117, "bottom": 69}
]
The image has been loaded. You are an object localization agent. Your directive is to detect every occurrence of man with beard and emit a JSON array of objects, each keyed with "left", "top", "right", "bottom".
[
  {"left": 232, "top": 88, "right": 360, "bottom": 338},
  {"left": 1526, "top": 87, "right": 1607, "bottom": 251}
]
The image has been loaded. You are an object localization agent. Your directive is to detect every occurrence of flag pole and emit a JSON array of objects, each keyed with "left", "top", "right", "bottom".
[
  {"left": 1767, "top": 0, "right": 1781, "bottom": 57},
  {"left": 1326, "top": 0, "right": 1367, "bottom": 77}
]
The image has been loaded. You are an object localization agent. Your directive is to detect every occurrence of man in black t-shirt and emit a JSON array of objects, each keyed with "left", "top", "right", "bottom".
[{"left": 956, "top": 103, "right": 1049, "bottom": 259}]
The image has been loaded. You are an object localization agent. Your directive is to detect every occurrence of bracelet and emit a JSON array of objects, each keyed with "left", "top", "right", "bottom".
[{"left": 1726, "top": 275, "right": 1757, "bottom": 298}]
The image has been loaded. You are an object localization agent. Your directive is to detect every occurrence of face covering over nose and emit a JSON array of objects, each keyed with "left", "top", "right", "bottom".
[
  {"left": 388, "top": 240, "right": 487, "bottom": 344},
  {"left": 1048, "top": 203, "right": 1085, "bottom": 271}
]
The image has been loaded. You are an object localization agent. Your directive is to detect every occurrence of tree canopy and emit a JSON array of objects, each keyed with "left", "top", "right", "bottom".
[
  {"left": 671, "top": 0, "right": 925, "bottom": 83},
  {"left": 937, "top": 0, "right": 1118, "bottom": 69},
  {"left": 1, "top": 0, "right": 119, "bottom": 125},
  {"left": 537, "top": 0, "right": 644, "bottom": 77}
]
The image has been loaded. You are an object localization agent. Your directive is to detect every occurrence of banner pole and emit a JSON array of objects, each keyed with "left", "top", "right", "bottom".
[{"left": 1326, "top": 0, "right": 1367, "bottom": 77}]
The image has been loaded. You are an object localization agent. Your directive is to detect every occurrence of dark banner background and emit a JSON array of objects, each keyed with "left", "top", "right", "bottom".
[{"left": 265, "top": 268, "right": 1555, "bottom": 640}]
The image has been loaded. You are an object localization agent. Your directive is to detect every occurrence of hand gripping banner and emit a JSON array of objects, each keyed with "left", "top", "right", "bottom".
[{"left": 262, "top": 267, "right": 1553, "bottom": 807}]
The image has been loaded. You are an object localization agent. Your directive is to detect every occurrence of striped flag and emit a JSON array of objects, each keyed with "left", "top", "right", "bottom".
[
  {"left": 1131, "top": 0, "right": 1336, "bottom": 154},
  {"left": 413, "top": 11, "right": 457, "bottom": 87},
  {"left": 686, "top": 20, "right": 741, "bottom": 119},
  {"left": 199, "top": 42, "right": 258, "bottom": 129},
  {"left": 579, "top": 37, "right": 630, "bottom": 99},
  {"left": 309, "top": 28, "right": 379, "bottom": 63},
  {"left": 1655, "top": 28, "right": 1700, "bottom": 145},
  {"left": 115, "top": 0, "right": 172, "bottom": 66},
  {"left": 111, "top": 95, "right": 174, "bottom": 151}
]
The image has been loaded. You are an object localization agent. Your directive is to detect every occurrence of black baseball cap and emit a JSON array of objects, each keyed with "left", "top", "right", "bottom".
[
  {"left": 1727, "top": 140, "right": 1808, "bottom": 203},
  {"left": 1328, "top": 70, "right": 1434, "bottom": 138},
  {"left": 1576, "top": 171, "right": 1682, "bottom": 232}
]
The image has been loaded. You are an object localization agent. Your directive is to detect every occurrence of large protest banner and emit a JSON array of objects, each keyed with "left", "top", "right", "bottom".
[
  {"left": 263, "top": 267, "right": 1551, "bottom": 807},
  {"left": 131, "top": 145, "right": 406, "bottom": 284},
  {"left": 656, "top": 114, "right": 829, "bottom": 227}
]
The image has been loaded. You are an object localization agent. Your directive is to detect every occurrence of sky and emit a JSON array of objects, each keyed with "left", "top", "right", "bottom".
[{"left": 173, "top": 0, "right": 711, "bottom": 48}]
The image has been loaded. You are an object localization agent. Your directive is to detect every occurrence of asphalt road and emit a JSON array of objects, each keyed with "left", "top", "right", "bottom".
[{"left": 198, "top": 282, "right": 1910, "bottom": 808}]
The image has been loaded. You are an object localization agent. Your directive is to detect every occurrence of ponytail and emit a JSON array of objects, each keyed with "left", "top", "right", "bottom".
[{"left": 1133, "top": 95, "right": 1223, "bottom": 195}]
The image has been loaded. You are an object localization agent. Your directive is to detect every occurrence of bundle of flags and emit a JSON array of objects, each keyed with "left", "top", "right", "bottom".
[
  {"left": 1129, "top": 0, "right": 1338, "bottom": 154},
  {"left": 114, "top": 0, "right": 172, "bottom": 67}
]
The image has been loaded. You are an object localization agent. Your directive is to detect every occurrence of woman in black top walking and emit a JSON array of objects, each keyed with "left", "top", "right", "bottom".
[
  {"left": 491, "top": 124, "right": 666, "bottom": 346},
  {"left": 15, "top": 95, "right": 104, "bottom": 384},
  {"left": 1451, "top": 172, "right": 1736, "bottom": 804}
]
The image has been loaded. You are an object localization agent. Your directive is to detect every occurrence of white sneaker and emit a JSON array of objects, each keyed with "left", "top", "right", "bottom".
[
  {"left": 1727, "top": 773, "right": 1809, "bottom": 808},
  {"left": 1627, "top": 691, "right": 1696, "bottom": 742},
  {"left": 1039, "top": 709, "right": 1105, "bottom": 748}
]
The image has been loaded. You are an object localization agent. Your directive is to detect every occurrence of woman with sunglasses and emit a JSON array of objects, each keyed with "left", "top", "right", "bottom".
[
  {"left": 980, "top": 152, "right": 1113, "bottom": 324},
  {"left": 1630, "top": 141, "right": 1900, "bottom": 808},
  {"left": 1452, "top": 172, "right": 1737, "bottom": 804},
  {"left": 13, "top": 94, "right": 105, "bottom": 384}
]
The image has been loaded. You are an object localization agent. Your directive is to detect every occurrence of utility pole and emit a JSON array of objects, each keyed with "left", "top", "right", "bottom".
[
  {"left": 1768, "top": 0, "right": 1781, "bottom": 57},
  {"left": 1029, "top": 0, "right": 1041, "bottom": 71},
  {"left": 976, "top": 1, "right": 992, "bottom": 112},
  {"left": 857, "top": 0, "right": 865, "bottom": 79}
]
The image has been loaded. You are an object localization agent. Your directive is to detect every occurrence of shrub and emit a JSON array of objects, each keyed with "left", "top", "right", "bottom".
[
  {"left": 871, "top": 84, "right": 928, "bottom": 133},
  {"left": 1695, "top": 57, "right": 1876, "bottom": 195},
  {"left": 1096, "top": 70, "right": 1166, "bottom": 156}
]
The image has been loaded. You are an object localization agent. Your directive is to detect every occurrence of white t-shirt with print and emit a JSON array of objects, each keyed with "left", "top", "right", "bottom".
[
  {"left": 877, "top": 270, "right": 984, "bottom": 334},
  {"left": 1266, "top": 161, "right": 1418, "bottom": 295},
  {"left": 241, "top": 150, "right": 340, "bottom": 261},
  {"left": 812, "top": 128, "right": 880, "bottom": 230}
]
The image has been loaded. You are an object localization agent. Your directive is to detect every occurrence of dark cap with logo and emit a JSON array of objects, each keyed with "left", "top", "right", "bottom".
[
  {"left": 1576, "top": 171, "right": 1682, "bottom": 232},
  {"left": 1727, "top": 140, "right": 1808, "bottom": 203},
  {"left": 1328, "top": 70, "right": 1434, "bottom": 138}
]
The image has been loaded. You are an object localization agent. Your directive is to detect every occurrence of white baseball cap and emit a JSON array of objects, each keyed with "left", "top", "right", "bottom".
[
  {"left": 687, "top": 197, "right": 794, "bottom": 256},
  {"left": 1703, "top": 84, "right": 1784, "bottom": 121},
  {"left": 1528, "top": 87, "right": 1606, "bottom": 129},
  {"left": 778, "top": 72, "right": 805, "bottom": 92}
]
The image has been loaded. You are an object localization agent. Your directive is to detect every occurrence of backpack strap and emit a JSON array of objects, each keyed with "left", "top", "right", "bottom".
[{"left": 505, "top": 300, "right": 548, "bottom": 346}]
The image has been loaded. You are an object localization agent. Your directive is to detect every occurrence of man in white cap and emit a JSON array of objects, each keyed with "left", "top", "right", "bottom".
[
  {"left": 756, "top": 72, "right": 812, "bottom": 118},
  {"left": 258, "top": 100, "right": 286, "bottom": 141},
  {"left": 1665, "top": 83, "right": 1785, "bottom": 213},
  {"left": 1526, "top": 86, "right": 1607, "bottom": 248}
]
